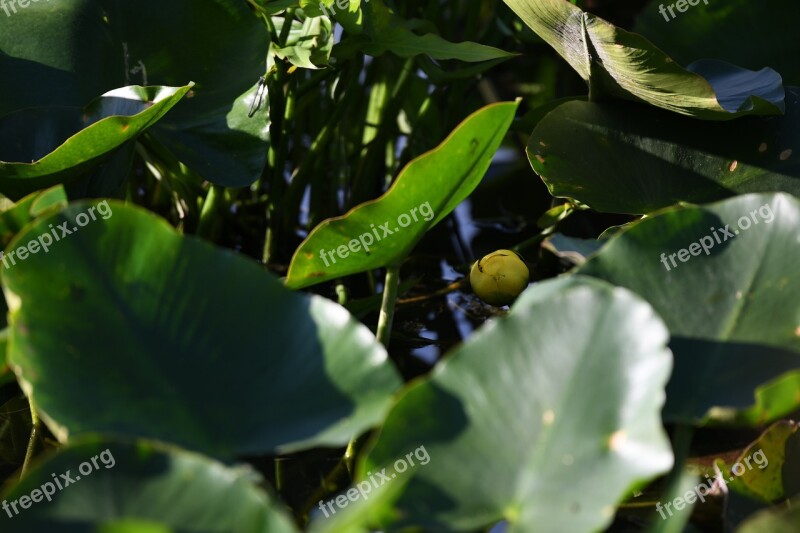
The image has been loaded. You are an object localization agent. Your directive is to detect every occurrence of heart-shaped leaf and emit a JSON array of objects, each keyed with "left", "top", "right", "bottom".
[
  {"left": 2, "top": 202, "right": 402, "bottom": 458},
  {"left": 578, "top": 193, "right": 800, "bottom": 424},
  {"left": 360, "top": 276, "right": 673, "bottom": 532},
  {"left": 503, "top": 0, "right": 784, "bottom": 119},
  {"left": 528, "top": 89, "right": 800, "bottom": 214},
  {"left": 286, "top": 101, "right": 518, "bottom": 289},
  {"left": 0, "top": 438, "right": 298, "bottom": 532}
]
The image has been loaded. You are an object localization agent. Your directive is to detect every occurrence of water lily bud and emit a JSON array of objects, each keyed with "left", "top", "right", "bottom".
[{"left": 469, "top": 249, "right": 529, "bottom": 306}]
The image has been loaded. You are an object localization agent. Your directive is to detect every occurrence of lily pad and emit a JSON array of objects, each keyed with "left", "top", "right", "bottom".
[
  {"left": 578, "top": 193, "right": 800, "bottom": 424},
  {"left": 0, "top": 438, "right": 298, "bottom": 532},
  {"left": 361, "top": 276, "right": 673, "bottom": 531},
  {"left": 528, "top": 88, "right": 800, "bottom": 214},
  {"left": 2, "top": 202, "right": 402, "bottom": 458}
]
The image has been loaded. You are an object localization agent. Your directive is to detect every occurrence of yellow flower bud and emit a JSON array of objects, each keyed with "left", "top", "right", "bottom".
[{"left": 469, "top": 249, "right": 529, "bottom": 306}]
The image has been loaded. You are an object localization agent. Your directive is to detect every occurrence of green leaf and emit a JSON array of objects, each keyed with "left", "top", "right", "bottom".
[
  {"left": 0, "top": 85, "right": 191, "bottom": 200},
  {"left": 364, "top": 30, "right": 516, "bottom": 62},
  {"left": 724, "top": 421, "right": 797, "bottom": 503},
  {"left": 286, "top": 101, "right": 518, "bottom": 289},
  {"left": 634, "top": 0, "right": 800, "bottom": 86},
  {"left": 2, "top": 202, "right": 402, "bottom": 458},
  {"left": 256, "top": 0, "right": 302, "bottom": 16},
  {"left": 0, "top": 0, "right": 270, "bottom": 187},
  {"left": 0, "top": 438, "right": 298, "bottom": 532},
  {"left": 536, "top": 202, "right": 574, "bottom": 228},
  {"left": 737, "top": 498, "right": 800, "bottom": 533},
  {"left": 360, "top": 276, "right": 673, "bottom": 532},
  {"left": 0, "top": 185, "right": 68, "bottom": 246},
  {"left": 503, "top": 0, "right": 785, "bottom": 119},
  {"left": 272, "top": 15, "right": 335, "bottom": 69},
  {"left": 577, "top": 193, "right": 800, "bottom": 424},
  {"left": 528, "top": 89, "right": 800, "bottom": 214},
  {"left": 357, "top": 0, "right": 515, "bottom": 62}
]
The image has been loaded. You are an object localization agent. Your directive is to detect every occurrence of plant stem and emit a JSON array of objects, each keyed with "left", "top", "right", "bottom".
[
  {"left": 376, "top": 265, "right": 401, "bottom": 348},
  {"left": 197, "top": 185, "right": 223, "bottom": 239},
  {"left": 21, "top": 396, "right": 40, "bottom": 479},
  {"left": 512, "top": 225, "right": 557, "bottom": 254},
  {"left": 275, "top": 456, "right": 285, "bottom": 493}
]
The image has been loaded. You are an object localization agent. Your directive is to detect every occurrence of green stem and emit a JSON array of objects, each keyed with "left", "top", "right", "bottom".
[
  {"left": 278, "top": 8, "right": 295, "bottom": 45},
  {"left": 512, "top": 225, "right": 557, "bottom": 255},
  {"left": 197, "top": 185, "right": 223, "bottom": 239},
  {"left": 665, "top": 424, "right": 694, "bottom": 486},
  {"left": 376, "top": 265, "right": 401, "bottom": 348},
  {"left": 336, "top": 283, "right": 348, "bottom": 306},
  {"left": 275, "top": 456, "right": 285, "bottom": 493},
  {"left": 21, "top": 396, "right": 40, "bottom": 479}
]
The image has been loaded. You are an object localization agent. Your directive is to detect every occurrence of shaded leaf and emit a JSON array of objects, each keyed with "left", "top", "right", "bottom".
[
  {"left": 503, "top": 0, "right": 784, "bottom": 119},
  {"left": 528, "top": 89, "right": 800, "bottom": 214},
  {"left": 0, "top": 438, "right": 298, "bottom": 532},
  {"left": 2, "top": 202, "right": 402, "bottom": 458},
  {"left": 0, "top": 85, "right": 191, "bottom": 200},
  {"left": 0, "top": 0, "right": 270, "bottom": 187},
  {"left": 578, "top": 193, "right": 800, "bottom": 424}
]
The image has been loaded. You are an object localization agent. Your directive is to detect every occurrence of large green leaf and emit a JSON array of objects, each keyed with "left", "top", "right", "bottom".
[
  {"left": 360, "top": 276, "right": 673, "bottom": 531},
  {"left": 2, "top": 202, "right": 402, "bottom": 458},
  {"left": 286, "top": 101, "right": 518, "bottom": 289},
  {"left": 0, "top": 438, "right": 298, "bottom": 532},
  {"left": 634, "top": 0, "right": 800, "bottom": 87},
  {"left": 0, "top": 0, "right": 270, "bottom": 187},
  {"left": 528, "top": 88, "right": 800, "bottom": 214},
  {"left": 577, "top": 193, "right": 800, "bottom": 424},
  {"left": 502, "top": 0, "right": 784, "bottom": 119},
  {"left": 0, "top": 85, "right": 192, "bottom": 200}
]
